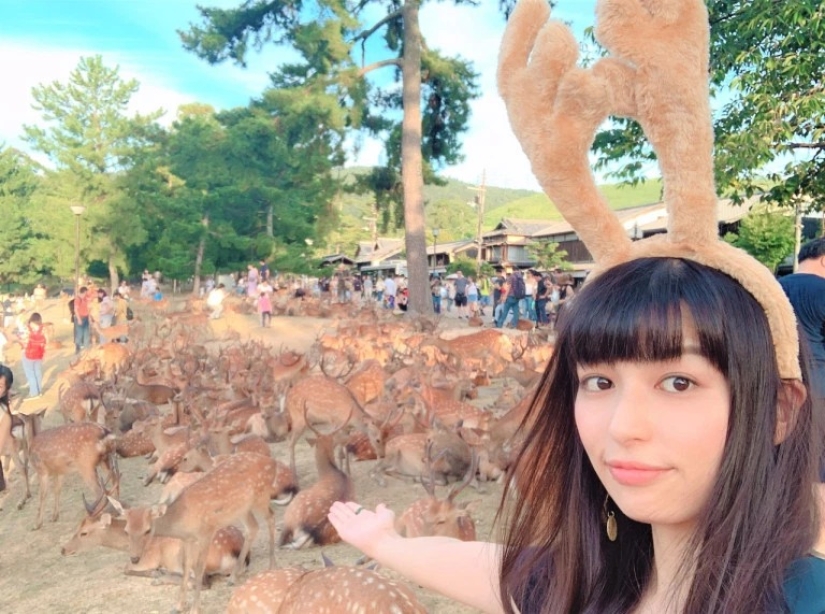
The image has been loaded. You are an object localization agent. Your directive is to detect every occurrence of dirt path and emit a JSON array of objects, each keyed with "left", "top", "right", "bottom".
[{"left": 0, "top": 297, "right": 505, "bottom": 614}]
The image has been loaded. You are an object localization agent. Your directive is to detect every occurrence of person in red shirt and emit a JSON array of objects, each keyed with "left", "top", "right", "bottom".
[
  {"left": 71, "top": 286, "right": 91, "bottom": 354},
  {"left": 20, "top": 312, "right": 47, "bottom": 399}
]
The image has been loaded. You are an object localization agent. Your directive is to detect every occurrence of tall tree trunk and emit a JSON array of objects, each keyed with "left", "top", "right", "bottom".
[
  {"left": 267, "top": 203, "right": 274, "bottom": 237},
  {"left": 108, "top": 256, "right": 119, "bottom": 295},
  {"left": 193, "top": 214, "right": 209, "bottom": 296},
  {"left": 401, "top": 0, "right": 432, "bottom": 316}
]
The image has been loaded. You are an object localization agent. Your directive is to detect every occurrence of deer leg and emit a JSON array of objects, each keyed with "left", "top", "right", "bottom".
[
  {"left": 174, "top": 539, "right": 197, "bottom": 613},
  {"left": 51, "top": 474, "right": 65, "bottom": 522},
  {"left": 189, "top": 538, "right": 210, "bottom": 614},
  {"left": 288, "top": 430, "right": 299, "bottom": 478},
  {"left": 234, "top": 512, "right": 258, "bottom": 584},
  {"left": 33, "top": 472, "right": 49, "bottom": 529},
  {"left": 263, "top": 505, "right": 277, "bottom": 569}
]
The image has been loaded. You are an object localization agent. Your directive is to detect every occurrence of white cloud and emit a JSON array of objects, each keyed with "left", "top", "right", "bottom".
[{"left": 1, "top": 1, "right": 602, "bottom": 191}]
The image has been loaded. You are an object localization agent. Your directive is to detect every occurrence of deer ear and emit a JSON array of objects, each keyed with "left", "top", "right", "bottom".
[{"left": 100, "top": 513, "right": 113, "bottom": 527}]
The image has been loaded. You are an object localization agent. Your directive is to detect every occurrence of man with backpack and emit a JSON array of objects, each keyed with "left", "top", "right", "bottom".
[{"left": 495, "top": 265, "right": 524, "bottom": 328}]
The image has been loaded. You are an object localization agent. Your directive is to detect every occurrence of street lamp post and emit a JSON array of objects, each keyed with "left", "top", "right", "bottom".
[
  {"left": 432, "top": 227, "right": 440, "bottom": 273},
  {"left": 70, "top": 205, "right": 86, "bottom": 293}
]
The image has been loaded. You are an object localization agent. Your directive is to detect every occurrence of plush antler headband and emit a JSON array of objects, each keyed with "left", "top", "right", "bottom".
[{"left": 498, "top": 0, "right": 801, "bottom": 380}]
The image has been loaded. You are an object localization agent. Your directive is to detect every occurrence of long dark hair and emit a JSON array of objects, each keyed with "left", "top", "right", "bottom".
[{"left": 499, "top": 258, "right": 821, "bottom": 613}]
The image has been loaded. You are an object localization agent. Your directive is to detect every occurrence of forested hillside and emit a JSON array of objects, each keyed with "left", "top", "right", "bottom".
[{"left": 324, "top": 167, "right": 664, "bottom": 252}]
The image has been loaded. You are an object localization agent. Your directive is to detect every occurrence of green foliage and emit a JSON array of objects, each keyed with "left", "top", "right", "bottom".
[
  {"left": 590, "top": 2, "right": 825, "bottom": 210},
  {"left": 0, "top": 148, "right": 43, "bottom": 284},
  {"left": 22, "top": 55, "right": 163, "bottom": 287},
  {"left": 724, "top": 207, "right": 796, "bottom": 272},
  {"left": 447, "top": 256, "right": 477, "bottom": 278},
  {"left": 527, "top": 240, "right": 571, "bottom": 271}
]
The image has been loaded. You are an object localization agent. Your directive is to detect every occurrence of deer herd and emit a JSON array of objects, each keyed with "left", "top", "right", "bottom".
[{"left": 0, "top": 293, "right": 554, "bottom": 613}]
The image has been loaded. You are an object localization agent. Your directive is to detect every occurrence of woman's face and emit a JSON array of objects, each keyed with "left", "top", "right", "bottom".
[
  {"left": 575, "top": 330, "right": 730, "bottom": 531},
  {"left": 0, "top": 376, "right": 8, "bottom": 398}
]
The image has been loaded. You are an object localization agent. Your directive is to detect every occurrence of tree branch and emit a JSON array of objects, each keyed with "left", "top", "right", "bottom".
[
  {"left": 788, "top": 142, "right": 825, "bottom": 150},
  {"left": 358, "top": 58, "right": 403, "bottom": 77},
  {"left": 352, "top": 9, "right": 403, "bottom": 44}
]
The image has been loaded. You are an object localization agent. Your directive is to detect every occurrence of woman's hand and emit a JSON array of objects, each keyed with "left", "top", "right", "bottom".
[{"left": 328, "top": 501, "right": 400, "bottom": 558}]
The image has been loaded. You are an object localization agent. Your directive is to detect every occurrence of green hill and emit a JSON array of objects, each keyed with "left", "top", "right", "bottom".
[
  {"left": 490, "top": 180, "right": 664, "bottom": 226},
  {"left": 323, "top": 167, "right": 664, "bottom": 253}
]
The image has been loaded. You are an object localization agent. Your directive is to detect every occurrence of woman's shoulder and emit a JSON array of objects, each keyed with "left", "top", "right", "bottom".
[{"left": 785, "top": 556, "right": 825, "bottom": 614}]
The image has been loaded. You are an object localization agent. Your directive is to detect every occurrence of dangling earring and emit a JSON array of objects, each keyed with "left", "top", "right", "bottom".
[{"left": 603, "top": 494, "right": 618, "bottom": 542}]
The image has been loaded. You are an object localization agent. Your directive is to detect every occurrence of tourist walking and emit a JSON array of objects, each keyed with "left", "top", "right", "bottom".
[
  {"left": 20, "top": 312, "right": 46, "bottom": 399},
  {"left": 71, "top": 287, "right": 91, "bottom": 354}
]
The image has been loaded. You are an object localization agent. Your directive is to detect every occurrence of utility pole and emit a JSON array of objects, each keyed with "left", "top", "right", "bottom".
[{"left": 467, "top": 170, "right": 487, "bottom": 276}]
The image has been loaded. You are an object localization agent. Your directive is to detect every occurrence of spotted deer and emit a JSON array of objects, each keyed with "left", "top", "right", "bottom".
[
  {"left": 396, "top": 447, "right": 479, "bottom": 541},
  {"left": 176, "top": 444, "right": 297, "bottom": 506},
  {"left": 278, "top": 407, "right": 354, "bottom": 549},
  {"left": 284, "top": 374, "right": 385, "bottom": 476},
  {"left": 227, "top": 560, "right": 428, "bottom": 614},
  {"left": 58, "top": 381, "right": 106, "bottom": 424},
  {"left": 105, "top": 497, "right": 248, "bottom": 584},
  {"left": 26, "top": 422, "right": 119, "bottom": 529},
  {"left": 139, "top": 451, "right": 280, "bottom": 613}
]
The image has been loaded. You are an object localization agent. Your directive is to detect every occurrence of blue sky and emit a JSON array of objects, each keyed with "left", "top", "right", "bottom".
[{"left": 0, "top": 0, "right": 597, "bottom": 190}]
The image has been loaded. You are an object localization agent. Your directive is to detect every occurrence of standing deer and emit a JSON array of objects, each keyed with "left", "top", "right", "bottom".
[
  {"left": 26, "top": 422, "right": 119, "bottom": 529},
  {"left": 138, "top": 451, "right": 280, "bottom": 613},
  {"left": 284, "top": 374, "right": 384, "bottom": 476},
  {"left": 278, "top": 407, "right": 354, "bottom": 549},
  {"left": 58, "top": 381, "right": 106, "bottom": 424}
]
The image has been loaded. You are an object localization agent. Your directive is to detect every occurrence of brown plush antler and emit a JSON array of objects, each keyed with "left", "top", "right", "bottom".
[{"left": 499, "top": 0, "right": 801, "bottom": 380}]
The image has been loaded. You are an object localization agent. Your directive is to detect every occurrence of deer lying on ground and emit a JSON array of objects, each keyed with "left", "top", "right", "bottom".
[
  {"left": 227, "top": 559, "right": 428, "bottom": 614},
  {"left": 26, "top": 422, "right": 119, "bottom": 529},
  {"left": 115, "top": 421, "right": 156, "bottom": 458},
  {"left": 278, "top": 408, "right": 354, "bottom": 549},
  {"left": 62, "top": 493, "right": 245, "bottom": 580},
  {"left": 204, "top": 426, "right": 272, "bottom": 458},
  {"left": 105, "top": 497, "right": 248, "bottom": 585},
  {"left": 396, "top": 447, "right": 479, "bottom": 540},
  {"left": 137, "top": 451, "right": 281, "bottom": 613},
  {"left": 371, "top": 417, "right": 474, "bottom": 488},
  {"left": 143, "top": 435, "right": 199, "bottom": 487}
]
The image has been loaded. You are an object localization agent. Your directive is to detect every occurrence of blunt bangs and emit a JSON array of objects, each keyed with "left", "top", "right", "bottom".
[{"left": 558, "top": 258, "right": 749, "bottom": 375}]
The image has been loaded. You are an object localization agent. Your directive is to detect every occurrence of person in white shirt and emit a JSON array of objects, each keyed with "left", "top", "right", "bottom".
[
  {"left": 383, "top": 276, "right": 397, "bottom": 310},
  {"left": 206, "top": 284, "right": 227, "bottom": 319}
]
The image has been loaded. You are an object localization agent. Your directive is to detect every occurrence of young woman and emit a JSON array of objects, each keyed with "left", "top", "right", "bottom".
[
  {"left": 258, "top": 290, "right": 272, "bottom": 328},
  {"left": 329, "top": 257, "right": 824, "bottom": 613},
  {"left": 20, "top": 312, "right": 47, "bottom": 400}
]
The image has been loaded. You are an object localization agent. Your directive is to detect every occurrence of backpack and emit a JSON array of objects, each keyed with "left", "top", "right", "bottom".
[{"left": 510, "top": 272, "right": 526, "bottom": 299}]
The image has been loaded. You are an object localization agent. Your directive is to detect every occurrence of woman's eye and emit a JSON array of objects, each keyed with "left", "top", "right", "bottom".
[
  {"left": 581, "top": 376, "right": 613, "bottom": 392},
  {"left": 660, "top": 376, "right": 694, "bottom": 392}
]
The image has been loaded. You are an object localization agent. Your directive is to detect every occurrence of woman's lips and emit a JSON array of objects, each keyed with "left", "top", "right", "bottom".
[{"left": 606, "top": 461, "right": 670, "bottom": 486}]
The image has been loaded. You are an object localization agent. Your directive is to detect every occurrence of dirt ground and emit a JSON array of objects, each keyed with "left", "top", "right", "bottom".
[{"left": 0, "top": 297, "right": 512, "bottom": 614}]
